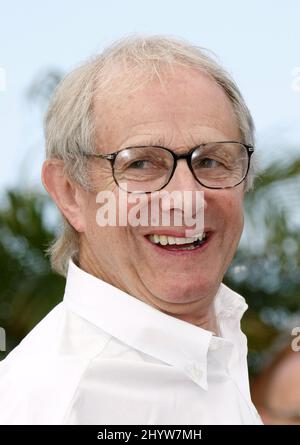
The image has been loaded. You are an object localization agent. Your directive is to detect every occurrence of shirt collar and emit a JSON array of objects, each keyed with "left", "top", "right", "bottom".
[{"left": 63, "top": 260, "right": 247, "bottom": 390}]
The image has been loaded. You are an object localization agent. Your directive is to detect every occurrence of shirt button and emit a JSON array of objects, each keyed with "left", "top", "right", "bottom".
[
  {"left": 187, "top": 363, "right": 203, "bottom": 379},
  {"left": 193, "top": 368, "right": 203, "bottom": 379},
  {"left": 210, "top": 337, "right": 225, "bottom": 351}
]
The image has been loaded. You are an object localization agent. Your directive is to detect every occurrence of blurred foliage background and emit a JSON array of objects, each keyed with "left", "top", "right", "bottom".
[{"left": 0, "top": 72, "right": 300, "bottom": 380}]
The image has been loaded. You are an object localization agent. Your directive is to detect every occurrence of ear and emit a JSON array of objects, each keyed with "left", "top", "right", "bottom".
[{"left": 41, "top": 159, "right": 86, "bottom": 233}]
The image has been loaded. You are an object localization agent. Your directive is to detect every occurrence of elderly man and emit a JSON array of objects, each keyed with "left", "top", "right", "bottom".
[{"left": 0, "top": 36, "right": 262, "bottom": 425}]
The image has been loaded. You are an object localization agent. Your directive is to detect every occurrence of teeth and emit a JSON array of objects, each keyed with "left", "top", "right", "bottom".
[
  {"left": 167, "top": 236, "right": 176, "bottom": 245},
  {"left": 159, "top": 235, "right": 168, "bottom": 246},
  {"left": 175, "top": 237, "right": 194, "bottom": 245},
  {"left": 149, "top": 233, "right": 206, "bottom": 245}
]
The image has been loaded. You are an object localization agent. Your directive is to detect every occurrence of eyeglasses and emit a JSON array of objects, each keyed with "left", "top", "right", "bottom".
[{"left": 82, "top": 141, "right": 254, "bottom": 193}]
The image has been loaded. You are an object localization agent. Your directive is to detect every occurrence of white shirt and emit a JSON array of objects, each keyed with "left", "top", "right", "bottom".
[{"left": 0, "top": 260, "right": 262, "bottom": 425}]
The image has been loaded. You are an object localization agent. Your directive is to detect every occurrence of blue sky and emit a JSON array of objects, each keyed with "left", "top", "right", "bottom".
[{"left": 1, "top": 0, "right": 300, "bottom": 191}]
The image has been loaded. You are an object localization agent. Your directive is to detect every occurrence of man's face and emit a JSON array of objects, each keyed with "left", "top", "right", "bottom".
[{"left": 79, "top": 67, "right": 245, "bottom": 308}]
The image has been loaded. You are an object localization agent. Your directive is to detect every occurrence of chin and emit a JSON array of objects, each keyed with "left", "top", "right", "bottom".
[{"left": 153, "top": 277, "right": 215, "bottom": 304}]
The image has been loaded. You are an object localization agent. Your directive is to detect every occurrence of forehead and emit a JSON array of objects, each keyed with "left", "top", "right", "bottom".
[{"left": 94, "top": 66, "right": 240, "bottom": 151}]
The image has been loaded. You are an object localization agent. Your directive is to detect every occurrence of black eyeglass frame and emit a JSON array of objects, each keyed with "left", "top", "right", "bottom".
[{"left": 81, "top": 141, "right": 254, "bottom": 193}]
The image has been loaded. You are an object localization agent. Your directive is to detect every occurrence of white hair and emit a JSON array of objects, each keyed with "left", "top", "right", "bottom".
[{"left": 44, "top": 35, "right": 257, "bottom": 276}]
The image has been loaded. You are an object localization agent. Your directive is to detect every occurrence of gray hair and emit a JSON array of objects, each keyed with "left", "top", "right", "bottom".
[{"left": 44, "top": 35, "right": 257, "bottom": 277}]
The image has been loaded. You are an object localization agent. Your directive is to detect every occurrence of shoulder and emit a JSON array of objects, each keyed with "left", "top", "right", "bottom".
[{"left": 0, "top": 303, "right": 110, "bottom": 424}]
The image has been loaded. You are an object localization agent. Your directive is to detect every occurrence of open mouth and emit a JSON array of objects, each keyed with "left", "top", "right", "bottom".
[{"left": 145, "top": 232, "right": 209, "bottom": 251}]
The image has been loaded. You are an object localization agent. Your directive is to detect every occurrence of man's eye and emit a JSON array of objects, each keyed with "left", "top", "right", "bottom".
[
  {"left": 127, "top": 160, "right": 153, "bottom": 169},
  {"left": 197, "top": 158, "right": 222, "bottom": 168}
]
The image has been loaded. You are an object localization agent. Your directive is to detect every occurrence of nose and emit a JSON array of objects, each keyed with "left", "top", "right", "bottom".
[
  {"left": 166, "top": 158, "right": 200, "bottom": 192},
  {"left": 166, "top": 158, "right": 209, "bottom": 196},
  {"left": 162, "top": 158, "right": 208, "bottom": 223}
]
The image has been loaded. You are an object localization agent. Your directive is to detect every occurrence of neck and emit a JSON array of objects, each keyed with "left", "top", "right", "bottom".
[
  {"left": 79, "top": 244, "right": 220, "bottom": 335},
  {"left": 140, "top": 288, "right": 220, "bottom": 335}
]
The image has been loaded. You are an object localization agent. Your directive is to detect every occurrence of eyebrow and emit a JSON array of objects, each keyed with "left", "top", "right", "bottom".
[
  {"left": 125, "top": 135, "right": 210, "bottom": 150},
  {"left": 127, "top": 137, "right": 168, "bottom": 148}
]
